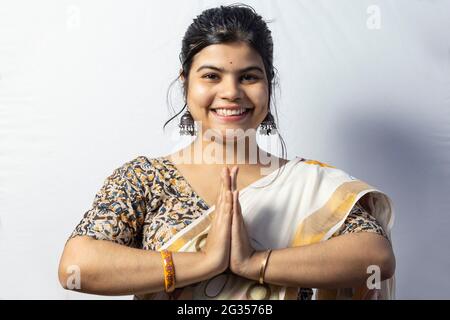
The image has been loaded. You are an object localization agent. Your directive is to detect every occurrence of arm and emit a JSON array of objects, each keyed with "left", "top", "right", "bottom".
[
  {"left": 58, "top": 159, "right": 216, "bottom": 295},
  {"left": 58, "top": 236, "right": 216, "bottom": 296},
  {"left": 241, "top": 232, "right": 395, "bottom": 289},
  {"left": 60, "top": 161, "right": 235, "bottom": 296},
  {"left": 229, "top": 168, "right": 395, "bottom": 290}
]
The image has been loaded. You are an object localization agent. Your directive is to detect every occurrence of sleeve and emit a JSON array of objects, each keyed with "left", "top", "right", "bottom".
[
  {"left": 332, "top": 201, "right": 389, "bottom": 240},
  {"left": 68, "top": 160, "right": 148, "bottom": 248}
]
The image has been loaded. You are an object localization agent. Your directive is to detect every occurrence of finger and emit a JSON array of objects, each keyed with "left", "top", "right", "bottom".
[
  {"left": 216, "top": 169, "right": 227, "bottom": 219},
  {"left": 229, "top": 166, "right": 237, "bottom": 192},
  {"left": 217, "top": 168, "right": 225, "bottom": 204},
  {"left": 233, "top": 190, "right": 243, "bottom": 223},
  {"left": 229, "top": 166, "right": 235, "bottom": 192},
  {"left": 220, "top": 169, "right": 231, "bottom": 213},
  {"left": 219, "top": 168, "right": 225, "bottom": 203},
  {"left": 232, "top": 190, "right": 236, "bottom": 212},
  {"left": 224, "top": 190, "right": 233, "bottom": 216},
  {"left": 223, "top": 167, "right": 231, "bottom": 192},
  {"left": 221, "top": 168, "right": 229, "bottom": 203},
  {"left": 232, "top": 190, "right": 238, "bottom": 215},
  {"left": 232, "top": 191, "right": 240, "bottom": 230},
  {"left": 238, "top": 195, "right": 243, "bottom": 223}
]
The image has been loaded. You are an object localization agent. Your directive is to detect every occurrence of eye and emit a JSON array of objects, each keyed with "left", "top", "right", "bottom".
[
  {"left": 241, "top": 74, "right": 260, "bottom": 82},
  {"left": 202, "top": 73, "right": 219, "bottom": 80}
]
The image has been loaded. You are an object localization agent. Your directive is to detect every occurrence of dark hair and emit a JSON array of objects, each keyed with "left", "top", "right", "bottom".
[{"left": 163, "top": 4, "right": 289, "bottom": 187}]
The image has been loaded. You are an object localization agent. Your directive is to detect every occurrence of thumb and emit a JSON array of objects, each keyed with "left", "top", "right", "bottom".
[{"left": 232, "top": 190, "right": 243, "bottom": 223}]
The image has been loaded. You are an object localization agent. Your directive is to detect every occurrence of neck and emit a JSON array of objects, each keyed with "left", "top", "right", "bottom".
[
  {"left": 172, "top": 133, "right": 276, "bottom": 167},
  {"left": 195, "top": 133, "right": 259, "bottom": 165}
]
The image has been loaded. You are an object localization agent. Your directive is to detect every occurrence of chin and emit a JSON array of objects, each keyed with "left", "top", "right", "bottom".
[{"left": 210, "top": 126, "right": 256, "bottom": 141}]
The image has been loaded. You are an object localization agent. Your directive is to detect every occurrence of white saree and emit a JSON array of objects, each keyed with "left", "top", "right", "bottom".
[{"left": 137, "top": 156, "right": 395, "bottom": 300}]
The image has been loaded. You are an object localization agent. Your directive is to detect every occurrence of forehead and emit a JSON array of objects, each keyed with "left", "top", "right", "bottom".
[{"left": 191, "top": 42, "right": 264, "bottom": 70}]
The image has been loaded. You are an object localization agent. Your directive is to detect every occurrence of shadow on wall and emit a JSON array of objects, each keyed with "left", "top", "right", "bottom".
[{"left": 334, "top": 107, "right": 450, "bottom": 299}]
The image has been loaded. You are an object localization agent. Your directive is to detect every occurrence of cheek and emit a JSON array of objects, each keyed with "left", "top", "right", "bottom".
[
  {"left": 248, "top": 86, "right": 269, "bottom": 112},
  {"left": 188, "top": 83, "right": 214, "bottom": 107},
  {"left": 186, "top": 83, "right": 215, "bottom": 123}
]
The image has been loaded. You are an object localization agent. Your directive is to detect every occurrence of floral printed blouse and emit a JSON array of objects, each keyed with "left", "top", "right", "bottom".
[{"left": 68, "top": 156, "right": 388, "bottom": 300}]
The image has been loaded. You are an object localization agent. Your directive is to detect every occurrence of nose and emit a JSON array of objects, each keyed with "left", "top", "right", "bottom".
[{"left": 218, "top": 76, "right": 242, "bottom": 101}]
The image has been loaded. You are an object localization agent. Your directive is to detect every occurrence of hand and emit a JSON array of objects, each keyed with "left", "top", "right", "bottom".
[
  {"left": 202, "top": 167, "right": 233, "bottom": 274},
  {"left": 229, "top": 166, "right": 258, "bottom": 277}
]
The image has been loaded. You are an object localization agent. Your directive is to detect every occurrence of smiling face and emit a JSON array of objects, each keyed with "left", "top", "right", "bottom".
[{"left": 182, "top": 41, "right": 270, "bottom": 138}]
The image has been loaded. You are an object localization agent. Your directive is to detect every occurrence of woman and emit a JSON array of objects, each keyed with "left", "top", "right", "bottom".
[{"left": 58, "top": 4, "right": 396, "bottom": 300}]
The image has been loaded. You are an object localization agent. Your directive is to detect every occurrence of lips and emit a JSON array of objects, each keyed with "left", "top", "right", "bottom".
[
  {"left": 210, "top": 108, "right": 251, "bottom": 123},
  {"left": 213, "top": 108, "right": 248, "bottom": 116}
]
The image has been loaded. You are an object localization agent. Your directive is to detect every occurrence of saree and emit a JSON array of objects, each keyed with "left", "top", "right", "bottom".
[{"left": 136, "top": 156, "right": 395, "bottom": 300}]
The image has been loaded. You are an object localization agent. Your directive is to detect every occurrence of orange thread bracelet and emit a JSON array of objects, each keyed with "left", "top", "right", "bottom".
[{"left": 160, "top": 249, "right": 176, "bottom": 293}]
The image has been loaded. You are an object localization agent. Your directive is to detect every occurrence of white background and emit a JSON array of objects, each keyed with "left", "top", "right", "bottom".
[{"left": 0, "top": 0, "right": 449, "bottom": 299}]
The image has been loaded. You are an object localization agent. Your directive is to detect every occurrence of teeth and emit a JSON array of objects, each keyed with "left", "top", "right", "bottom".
[{"left": 215, "top": 108, "right": 247, "bottom": 116}]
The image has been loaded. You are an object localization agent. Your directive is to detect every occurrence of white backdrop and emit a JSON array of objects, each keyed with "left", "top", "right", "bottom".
[{"left": 0, "top": 0, "right": 449, "bottom": 299}]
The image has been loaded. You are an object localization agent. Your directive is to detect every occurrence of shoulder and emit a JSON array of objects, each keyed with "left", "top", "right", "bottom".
[
  {"left": 120, "top": 155, "right": 174, "bottom": 175},
  {"left": 109, "top": 155, "right": 172, "bottom": 188},
  {"left": 302, "top": 159, "right": 336, "bottom": 169},
  {"left": 296, "top": 158, "right": 371, "bottom": 197},
  {"left": 301, "top": 158, "right": 359, "bottom": 180}
]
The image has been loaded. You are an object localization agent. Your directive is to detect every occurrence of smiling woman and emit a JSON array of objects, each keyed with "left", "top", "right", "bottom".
[
  {"left": 184, "top": 42, "right": 269, "bottom": 133},
  {"left": 58, "top": 4, "right": 396, "bottom": 300}
]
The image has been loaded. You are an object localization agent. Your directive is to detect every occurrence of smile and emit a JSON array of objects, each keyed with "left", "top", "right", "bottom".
[{"left": 211, "top": 108, "right": 251, "bottom": 123}]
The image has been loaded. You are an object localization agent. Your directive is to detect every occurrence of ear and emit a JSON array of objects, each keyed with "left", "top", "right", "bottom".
[{"left": 179, "top": 69, "right": 185, "bottom": 82}]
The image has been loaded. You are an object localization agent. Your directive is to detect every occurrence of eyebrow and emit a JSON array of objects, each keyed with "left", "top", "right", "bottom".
[{"left": 196, "top": 65, "right": 265, "bottom": 74}]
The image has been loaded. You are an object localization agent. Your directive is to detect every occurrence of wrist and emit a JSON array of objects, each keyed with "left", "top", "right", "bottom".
[
  {"left": 240, "top": 250, "right": 266, "bottom": 281},
  {"left": 200, "top": 252, "right": 227, "bottom": 277}
]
